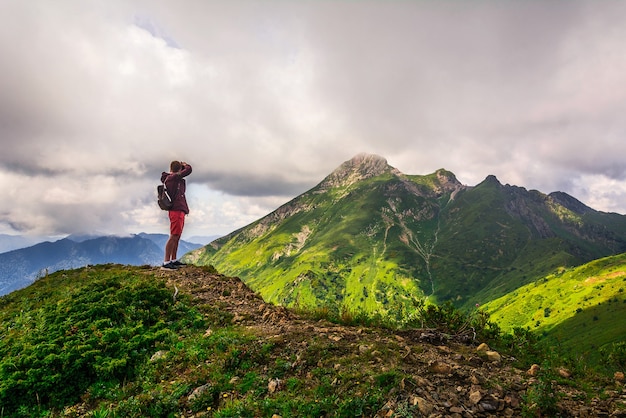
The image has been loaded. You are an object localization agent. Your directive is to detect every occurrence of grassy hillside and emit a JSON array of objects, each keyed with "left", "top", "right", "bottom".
[
  {"left": 0, "top": 264, "right": 624, "bottom": 417},
  {"left": 435, "top": 177, "right": 626, "bottom": 306},
  {"left": 187, "top": 157, "right": 626, "bottom": 314},
  {"left": 187, "top": 171, "right": 447, "bottom": 313},
  {"left": 483, "top": 253, "right": 626, "bottom": 360}
]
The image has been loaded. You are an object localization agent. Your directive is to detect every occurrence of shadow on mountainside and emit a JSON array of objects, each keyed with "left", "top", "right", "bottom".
[{"left": 156, "top": 266, "right": 625, "bottom": 417}]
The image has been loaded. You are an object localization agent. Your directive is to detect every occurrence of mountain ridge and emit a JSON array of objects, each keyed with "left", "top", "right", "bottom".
[
  {"left": 0, "top": 234, "right": 41, "bottom": 253},
  {"left": 187, "top": 153, "right": 626, "bottom": 314},
  {"left": 0, "top": 233, "right": 202, "bottom": 296}
]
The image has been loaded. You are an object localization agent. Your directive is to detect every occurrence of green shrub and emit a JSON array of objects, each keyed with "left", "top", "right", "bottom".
[
  {"left": 521, "top": 369, "right": 562, "bottom": 417},
  {"left": 601, "top": 341, "right": 626, "bottom": 370},
  {"left": 497, "top": 326, "right": 541, "bottom": 366},
  {"left": 0, "top": 267, "right": 206, "bottom": 415}
]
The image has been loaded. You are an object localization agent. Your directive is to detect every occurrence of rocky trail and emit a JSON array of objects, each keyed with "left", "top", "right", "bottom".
[{"left": 158, "top": 266, "right": 626, "bottom": 417}]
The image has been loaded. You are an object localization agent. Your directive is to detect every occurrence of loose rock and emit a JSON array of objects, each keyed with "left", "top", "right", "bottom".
[
  {"left": 527, "top": 364, "right": 541, "bottom": 376},
  {"left": 484, "top": 350, "right": 501, "bottom": 362}
]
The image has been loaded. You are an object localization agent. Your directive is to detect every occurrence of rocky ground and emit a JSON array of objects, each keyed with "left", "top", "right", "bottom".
[{"left": 159, "top": 266, "right": 626, "bottom": 417}]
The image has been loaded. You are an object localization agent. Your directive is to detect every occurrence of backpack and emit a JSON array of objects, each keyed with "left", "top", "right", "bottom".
[{"left": 157, "top": 184, "right": 173, "bottom": 210}]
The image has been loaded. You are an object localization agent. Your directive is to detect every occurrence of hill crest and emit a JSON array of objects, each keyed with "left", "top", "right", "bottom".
[
  {"left": 0, "top": 234, "right": 202, "bottom": 296},
  {"left": 2, "top": 264, "right": 623, "bottom": 416},
  {"left": 318, "top": 153, "right": 396, "bottom": 189}
]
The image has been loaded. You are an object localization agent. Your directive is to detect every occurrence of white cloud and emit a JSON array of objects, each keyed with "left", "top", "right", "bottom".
[
  {"left": 1, "top": 0, "right": 626, "bottom": 238},
  {"left": 571, "top": 174, "right": 626, "bottom": 214}
]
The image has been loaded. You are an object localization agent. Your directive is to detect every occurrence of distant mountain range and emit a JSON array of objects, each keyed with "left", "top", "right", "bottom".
[
  {"left": 187, "top": 153, "right": 626, "bottom": 314},
  {"left": 0, "top": 233, "right": 204, "bottom": 296},
  {"left": 0, "top": 234, "right": 41, "bottom": 253}
]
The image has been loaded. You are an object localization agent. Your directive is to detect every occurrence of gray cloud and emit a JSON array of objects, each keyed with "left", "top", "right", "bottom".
[
  {"left": 1, "top": 0, "right": 626, "bottom": 238},
  {"left": 197, "top": 169, "right": 316, "bottom": 198}
]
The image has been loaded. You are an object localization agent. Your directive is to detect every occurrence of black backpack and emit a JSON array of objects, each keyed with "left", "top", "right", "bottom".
[{"left": 157, "top": 181, "right": 179, "bottom": 211}]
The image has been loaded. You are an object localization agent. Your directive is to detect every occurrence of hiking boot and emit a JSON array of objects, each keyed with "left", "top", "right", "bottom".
[
  {"left": 172, "top": 260, "right": 187, "bottom": 267},
  {"left": 160, "top": 261, "right": 179, "bottom": 271}
]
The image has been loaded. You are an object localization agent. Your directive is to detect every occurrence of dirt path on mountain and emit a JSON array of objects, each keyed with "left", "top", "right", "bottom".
[{"left": 156, "top": 266, "right": 625, "bottom": 417}]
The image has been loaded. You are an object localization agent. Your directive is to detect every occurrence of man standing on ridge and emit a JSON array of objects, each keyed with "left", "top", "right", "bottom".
[{"left": 161, "top": 160, "right": 192, "bottom": 270}]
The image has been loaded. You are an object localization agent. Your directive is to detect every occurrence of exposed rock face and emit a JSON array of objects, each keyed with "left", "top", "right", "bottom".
[
  {"left": 319, "top": 153, "right": 396, "bottom": 190},
  {"left": 504, "top": 187, "right": 556, "bottom": 239},
  {"left": 435, "top": 169, "right": 463, "bottom": 194}
]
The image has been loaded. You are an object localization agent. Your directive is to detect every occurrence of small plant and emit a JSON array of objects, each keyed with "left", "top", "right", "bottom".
[
  {"left": 522, "top": 369, "right": 562, "bottom": 417},
  {"left": 89, "top": 406, "right": 115, "bottom": 418},
  {"left": 393, "top": 400, "right": 419, "bottom": 417},
  {"left": 601, "top": 341, "right": 626, "bottom": 370},
  {"left": 374, "top": 370, "right": 401, "bottom": 391},
  {"left": 497, "top": 326, "right": 541, "bottom": 368}
]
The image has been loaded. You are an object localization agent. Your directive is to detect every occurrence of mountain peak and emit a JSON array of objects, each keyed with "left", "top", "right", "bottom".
[
  {"left": 340, "top": 153, "right": 392, "bottom": 176},
  {"left": 477, "top": 174, "right": 502, "bottom": 188},
  {"left": 485, "top": 174, "right": 501, "bottom": 184},
  {"left": 320, "top": 153, "right": 396, "bottom": 189}
]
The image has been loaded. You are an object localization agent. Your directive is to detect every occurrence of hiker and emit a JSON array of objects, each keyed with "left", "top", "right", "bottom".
[{"left": 161, "top": 160, "right": 192, "bottom": 270}]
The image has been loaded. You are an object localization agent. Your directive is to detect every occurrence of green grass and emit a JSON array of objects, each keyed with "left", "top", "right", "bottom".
[
  {"left": 0, "top": 264, "right": 622, "bottom": 417},
  {"left": 483, "top": 253, "right": 626, "bottom": 359},
  {"left": 0, "top": 265, "right": 430, "bottom": 416},
  {"left": 0, "top": 265, "right": 206, "bottom": 416},
  {"left": 188, "top": 175, "right": 444, "bottom": 311}
]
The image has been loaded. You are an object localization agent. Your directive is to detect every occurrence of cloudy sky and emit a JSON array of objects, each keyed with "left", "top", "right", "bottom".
[{"left": 1, "top": 1, "right": 626, "bottom": 241}]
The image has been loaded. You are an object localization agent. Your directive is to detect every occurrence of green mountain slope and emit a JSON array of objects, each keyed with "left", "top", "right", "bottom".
[
  {"left": 483, "top": 252, "right": 626, "bottom": 360},
  {"left": 186, "top": 154, "right": 626, "bottom": 313}
]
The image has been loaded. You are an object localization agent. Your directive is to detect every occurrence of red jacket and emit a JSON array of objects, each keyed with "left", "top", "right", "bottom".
[{"left": 161, "top": 163, "right": 192, "bottom": 214}]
